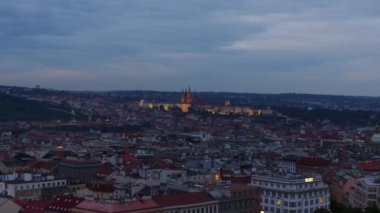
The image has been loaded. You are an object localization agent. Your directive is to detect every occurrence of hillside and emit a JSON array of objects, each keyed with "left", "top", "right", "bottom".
[{"left": 0, "top": 93, "right": 82, "bottom": 122}]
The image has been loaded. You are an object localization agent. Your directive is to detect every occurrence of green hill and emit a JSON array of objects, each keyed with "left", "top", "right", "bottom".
[{"left": 0, "top": 93, "right": 82, "bottom": 122}]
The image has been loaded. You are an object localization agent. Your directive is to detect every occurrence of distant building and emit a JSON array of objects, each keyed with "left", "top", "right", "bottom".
[
  {"left": 58, "top": 159, "right": 102, "bottom": 180},
  {"left": 0, "top": 173, "right": 67, "bottom": 199},
  {"left": 142, "top": 87, "right": 265, "bottom": 115},
  {"left": 368, "top": 130, "right": 380, "bottom": 154},
  {"left": 279, "top": 155, "right": 298, "bottom": 175},
  {"left": 212, "top": 184, "right": 262, "bottom": 213},
  {"left": 347, "top": 176, "right": 380, "bottom": 209},
  {"left": 152, "top": 191, "right": 219, "bottom": 213}
]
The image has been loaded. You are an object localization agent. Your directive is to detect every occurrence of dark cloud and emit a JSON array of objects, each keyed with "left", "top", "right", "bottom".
[{"left": 0, "top": 0, "right": 380, "bottom": 95}]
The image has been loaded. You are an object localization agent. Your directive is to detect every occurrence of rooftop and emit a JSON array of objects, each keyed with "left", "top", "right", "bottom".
[
  {"left": 73, "top": 199, "right": 159, "bottom": 213},
  {"left": 152, "top": 191, "right": 216, "bottom": 207}
]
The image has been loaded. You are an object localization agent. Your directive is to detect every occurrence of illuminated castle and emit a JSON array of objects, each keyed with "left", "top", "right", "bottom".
[
  {"left": 180, "top": 87, "right": 193, "bottom": 104},
  {"left": 141, "top": 87, "right": 270, "bottom": 116}
]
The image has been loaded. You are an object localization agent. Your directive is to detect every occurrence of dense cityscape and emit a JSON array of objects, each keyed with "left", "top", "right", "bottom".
[
  {"left": 0, "top": 86, "right": 380, "bottom": 213},
  {"left": 2, "top": 1, "right": 380, "bottom": 212}
]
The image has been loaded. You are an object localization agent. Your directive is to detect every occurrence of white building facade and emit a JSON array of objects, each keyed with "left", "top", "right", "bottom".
[
  {"left": 0, "top": 172, "right": 67, "bottom": 199},
  {"left": 251, "top": 174, "right": 330, "bottom": 213}
]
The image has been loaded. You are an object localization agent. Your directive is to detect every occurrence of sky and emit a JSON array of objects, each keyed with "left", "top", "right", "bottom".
[{"left": 1, "top": 0, "right": 380, "bottom": 96}]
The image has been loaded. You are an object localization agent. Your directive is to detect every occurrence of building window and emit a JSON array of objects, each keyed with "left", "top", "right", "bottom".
[
  {"left": 276, "top": 200, "right": 282, "bottom": 206},
  {"left": 319, "top": 197, "right": 326, "bottom": 203}
]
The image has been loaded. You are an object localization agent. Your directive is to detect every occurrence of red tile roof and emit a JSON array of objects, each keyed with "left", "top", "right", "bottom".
[
  {"left": 12, "top": 199, "right": 28, "bottom": 207},
  {"left": 152, "top": 191, "right": 215, "bottom": 207},
  {"left": 95, "top": 163, "right": 115, "bottom": 178},
  {"left": 20, "top": 200, "right": 52, "bottom": 213},
  {"left": 45, "top": 196, "right": 84, "bottom": 213},
  {"left": 297, "top": 157, "right": 330, "bottom": 167},
  {"left": 359, "top": 160, "right": 380, "bottom": 171},
  {"left": 73, "top": 199, "right": 159, "bottom": 213}
]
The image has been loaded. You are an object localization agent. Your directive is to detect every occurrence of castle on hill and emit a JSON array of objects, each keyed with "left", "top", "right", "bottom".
[{"left": 140, "top": 87, "right": 270, "bottom": 116}]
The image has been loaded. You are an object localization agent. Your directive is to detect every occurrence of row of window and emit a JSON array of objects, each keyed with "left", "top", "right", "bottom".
[
  {"left": 252, "top": 180, "right": 324, "bottom": 189},
  {"left": 264, "top": 198, "right": 327, "bottom": 206},
  {"left": 232, "top": 190, "right": 255, "bottom": 197},
  {"left": 263, "top": 206, "right": 329, "bottom": 213},
  {"left": 262, "top": 190, "right": 329, "bottom": 198},
  {"left": 14, "top": 181, "right": 66, "bottom": 190},
  {"left": 167, "top": 205, "right": 218, "bottom": 213},
  {"left": 220, "top": 200, "right": 252, "bottom": 210}
]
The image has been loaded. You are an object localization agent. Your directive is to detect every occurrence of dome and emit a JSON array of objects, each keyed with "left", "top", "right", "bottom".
[{"left": 371, "top": 133, "right": 380, "bottom": 144}]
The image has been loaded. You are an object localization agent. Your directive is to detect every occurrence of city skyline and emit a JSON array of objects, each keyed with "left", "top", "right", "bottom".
[{"left": 1, "top": 0, "right": 380, "bottom": 96}]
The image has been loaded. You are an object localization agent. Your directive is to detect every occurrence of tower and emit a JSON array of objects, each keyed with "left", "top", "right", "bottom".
[
  {"left": 180, "top": 87, "right": 193, "bottom": 104},
  {"left": 180, "top": 89, "right": 186, "bottom": 104}
]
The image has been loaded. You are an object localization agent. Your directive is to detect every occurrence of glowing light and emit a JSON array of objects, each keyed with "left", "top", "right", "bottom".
[
  {"left": 276, "top": 199, "right": 282, "bottom": 205},
  {"left": 215, "top": 173, "right": 221, "bottom": 182},
  {"left": 305, "top": 178, "right": 314, "bottom": 183},
  {"left": 56, "top": 145, "right": 64, "bottom": 150},
  {"left": 163, "top": 104, "right": 169, "bottom": 111},
  {"left": 320, "top": 197, "right": 326, "bottom": 203}
]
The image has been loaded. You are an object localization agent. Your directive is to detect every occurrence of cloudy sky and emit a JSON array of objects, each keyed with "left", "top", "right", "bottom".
[{"left": 1, "top": 0, "right": 380, "bottom": 95}]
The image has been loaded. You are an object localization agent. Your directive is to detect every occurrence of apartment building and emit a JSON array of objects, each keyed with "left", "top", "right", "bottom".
[{"left": 251, "top": 174, "right": 330, "bottom": 213}]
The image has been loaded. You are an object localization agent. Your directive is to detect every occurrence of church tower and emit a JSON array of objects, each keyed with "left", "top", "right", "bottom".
[
  {"left": 180, "top": 89, "right": 186, "bottom": 104},
  {"left": 186, "top": 86, "right": 192, "bottom": 104}
]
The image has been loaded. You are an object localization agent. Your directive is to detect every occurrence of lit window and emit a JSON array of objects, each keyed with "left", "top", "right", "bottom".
[
  {"left": 319, "top": 197, "right": 326, "bottom": 203},
  {"left": 276, "top": 200, "right": 282, "bottom": 206},
  {"left": 304, "top": 178, "right": 314, "bottom": 183}
]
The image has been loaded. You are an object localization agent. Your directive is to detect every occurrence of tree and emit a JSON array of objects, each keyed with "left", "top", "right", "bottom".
[
  {"left": 315, "top": 208, "right": 330, "bottom": 213},
  {"left": 364, "top": 206, "right": 380, "bottom": 213}
]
